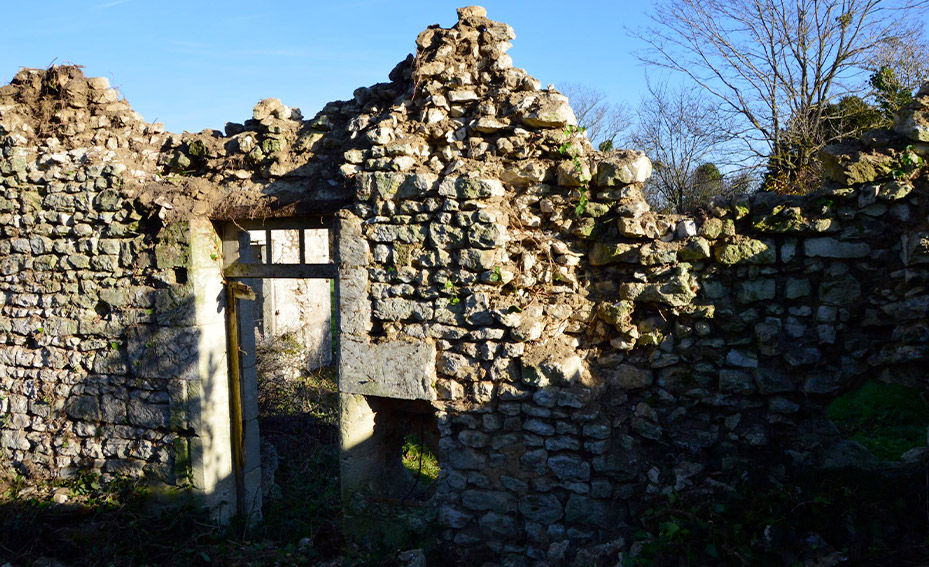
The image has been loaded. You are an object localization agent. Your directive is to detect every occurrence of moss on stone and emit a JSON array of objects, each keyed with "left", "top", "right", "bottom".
[{"left": 827, "top": 380, "right": 929, "bottom": 461}]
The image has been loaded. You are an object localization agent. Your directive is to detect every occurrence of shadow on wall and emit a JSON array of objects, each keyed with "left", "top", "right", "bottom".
[
  {"left": 424, "top": 350, "right": 929, "bottom": 565},
  {"left": 338, "top": 394, "right": 441, "bottom": 553},
  {"left": 1, "top": 215, "right": 238, "bottom": 525}
]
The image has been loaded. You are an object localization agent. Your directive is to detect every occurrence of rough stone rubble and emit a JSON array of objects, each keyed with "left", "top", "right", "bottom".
[{"left": 1, "top": 5, "right": 928, "bottom": 565}]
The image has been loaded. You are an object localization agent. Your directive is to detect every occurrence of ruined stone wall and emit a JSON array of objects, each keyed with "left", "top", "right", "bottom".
[
  {"left": 1, "top": 5, "right": 927, "bottom": 564},
  {"left": 326, "top": 7, "right": 929, "bottom": 562},
  {"left": 0, "top": 67, "right": 201, "bottom": 484}
]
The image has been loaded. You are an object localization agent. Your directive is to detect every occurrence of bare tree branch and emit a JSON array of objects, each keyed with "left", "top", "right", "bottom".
[
  {"left": 558, "top": 82, "right": 631, "bottom": 150},
  {"left": 632, "top": 0, "right": 929, "bottom": 185},
  {"left": 629, "top": 79, "right": 747, "bottom": 212}
]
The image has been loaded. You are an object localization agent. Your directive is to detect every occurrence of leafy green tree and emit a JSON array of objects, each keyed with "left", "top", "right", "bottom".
[
  {"left": 870, "top": 66, "right": 917, "bottom": 124},
  {"left": 764, "top": 94, "right": 883, "bottom": 192}
]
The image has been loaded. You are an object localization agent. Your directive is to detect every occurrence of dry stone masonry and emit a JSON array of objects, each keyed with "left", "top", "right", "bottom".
[{"left": 1, "top": 6, "right": 927, "bottom": 564}]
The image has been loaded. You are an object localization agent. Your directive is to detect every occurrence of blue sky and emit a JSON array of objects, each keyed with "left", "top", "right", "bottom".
[{"left": 0, "top": 1, "right": 655, "bottom": 133}]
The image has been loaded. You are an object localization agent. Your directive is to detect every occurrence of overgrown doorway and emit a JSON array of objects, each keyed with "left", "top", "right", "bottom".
[{"left": 220, "top": 218, "right": 339, "bottom": 528}]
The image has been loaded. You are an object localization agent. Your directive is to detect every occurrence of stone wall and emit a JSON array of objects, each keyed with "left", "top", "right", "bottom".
[
  {"left": 0, "top": 67, "right": 206, "bottom": 486},
  {"left": 1, "top": 5, "right": 927, "bottom": 564},
  {"left": 0, "top": 67, "right": 236, "bottom": 517}
]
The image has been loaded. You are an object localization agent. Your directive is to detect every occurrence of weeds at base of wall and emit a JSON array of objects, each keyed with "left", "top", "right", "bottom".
[
  {"left": 826, "top": 380, "right": 929, "bottom": 461},
  {"left": 0, "top": 358, "right": 430, "bottom": 567},
  {"left": 342, "top": 500, "right": 438, "bottom": 562},
  {"left": 622, "top": 465, "right": 929, "bottom": 567},
  {"left": 0, "top": 472, "right": 218, "bottom": 567}
]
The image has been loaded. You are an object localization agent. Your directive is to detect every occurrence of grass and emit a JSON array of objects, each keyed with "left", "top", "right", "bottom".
[
  {"left": 625, "top": 467, "right": 929, "bottom": 567},
  {"left": 827, "top": 380, "right": 929, "bottom": 461},
  {"left": 400, "top": 435, "right": 439, "bottom": 486},
  {"left": 0, "top": 333, "right": 415, "bottom": 567}
]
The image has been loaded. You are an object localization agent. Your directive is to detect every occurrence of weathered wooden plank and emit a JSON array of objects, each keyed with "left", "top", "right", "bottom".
[
  {"left": 221, "top": 223, "right": 241, "bottom": 266},
  {"left": 264, "top": 229, "right": 272, "bottom": 264},
  {"left": 227, "top": 281, "right": 256, "bottom": 300},
  {"left": 223, "top": 263, "right": 337, "bottom": 279},
  {"left": 224, "top": 284, "right": 246, "bottom": 516}
]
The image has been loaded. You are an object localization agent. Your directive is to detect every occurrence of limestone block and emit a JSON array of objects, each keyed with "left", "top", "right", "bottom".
[
  {"left": 785, "top": 347, "right": 822, "bottom": 367},
  {"left": 820, "top": 143, "right": 895, "bottom": 185},
  {"left": 519, "top": 494, "right": 563, "bottom": 523},
  {"left": 607, "top": 364, "right": 653, "bottom": 389},
  {"left": 472, "top": 117, "right": 507, "bottom": 133},
  {"left": 565, "top": 493, "right": 618, "bottom": 528},
  {"left": 366, "top": 223, "right": 427, "bottom": 243},
  {"left": 588, "top": 242, "right": 638, "bottom": 266},
  {"left": 819, "top": 276, "right": 861, "bottom": 305},
  {"left": 556, "top": 159, "right": 590, "bottom": 187},
  {"left": 479, "top": 512, "right": 518, "bottom": 539},
  {"left": 457, "top": 5, "right": 487, "bottom": 18},
  {"left": 620, "top": 270, "right": 697, "bottom": 307},
  {"left": 462, "top": 489, "right": 517, "bottom": 514},
  {"left": 736, "top": 279, "right": 776, "bottom": 303},
  {"left": 597, "top": 300, "right": 634, "bottom": 331},
  {"left": 894, "top": 97, "right": 929, "bottom": 142},
  {"left": 593, "top": 151, "right": 652, "bottom": 186},
  {"left": 438, "top": 176, "right": 505, "bottom": 199},
  {"left": 339, "top": 339, "right": 436, "bottom": 400},
  {"left": 726, "top": 349, "right": 759, "bottom": 369},
  {"left": 714, "top": 237, "right": 775, "bottom": 265},
  {"left": 517, "top": 91, "right": 577, "bottom": 129},
  {"left": 679, "top": 237, "right": 711, "bottom": 261},
  {"left": 439, "top": 505, "right": 473, "bottom": 529},
  {"left": 617, "top": 217, "right": 660, "bottom": 239},
  {"left": 127, "top": 400, "right": 169, "bottom": 429},
  {"left": 804, "top": 237, "right": 870, "bottom": 258},
  {"left": 548, "top": 454, "right": 590, "bottom": 482},
  {"left": 878, "top": 180, "right": 912, "bottom": 201}
]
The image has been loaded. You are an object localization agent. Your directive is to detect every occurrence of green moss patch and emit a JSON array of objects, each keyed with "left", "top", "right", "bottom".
[{"left": 827, "top": 380, "right": 929, "bottom": 461}]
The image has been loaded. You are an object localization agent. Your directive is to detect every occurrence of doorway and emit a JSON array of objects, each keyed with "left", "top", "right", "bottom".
[{"left": 220, "top": 217, "right": 337, "bottom": 522}]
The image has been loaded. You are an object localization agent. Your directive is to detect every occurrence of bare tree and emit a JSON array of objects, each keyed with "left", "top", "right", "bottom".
[
  {"left": 634, "top": 0, "right": 928, "bottom": 192},
  {"left": 866, "top": 20, "right": 929, "bottom": 93},
  {"left": 866, "top": 21, "right": 929, "bottom": 122},
  {"left": 558, "top": 82, "right": 630, "bottom": 151},
  {"left": 630, "top": 79, "right": 742, "bottom": 213}
]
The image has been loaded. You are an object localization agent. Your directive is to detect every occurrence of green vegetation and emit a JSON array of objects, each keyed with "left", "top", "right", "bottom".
[
  {"left": 255, "top": 331, "right": 338, "bottom": 420},
  {"left": 827, "top": 380, "right": 929, "bottom": 461},
  {"left": 401, "top": 435, "right": 439, "bottom": 485},
  {"left": 443, "top": 279, "right": 461, "bottom": 305},
  {"left": 0, "top": 331, "right": 429, "bottom": 566},
  {"left": 891, "top": 145, "right": 925, "bottom": 180},
  {"left": 625, "top": 468, "right": 929, "bottom": 566},
  {"left": 558, "top": 125, "right": 591, "bottom": 215}
]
